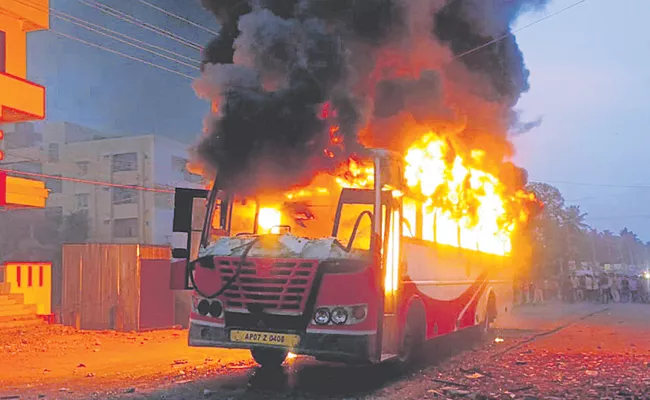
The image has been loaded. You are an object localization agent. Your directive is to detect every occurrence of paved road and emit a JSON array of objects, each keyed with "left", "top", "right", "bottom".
[{"left": 3, "top": 302, "right": 649, "bottom": 399}]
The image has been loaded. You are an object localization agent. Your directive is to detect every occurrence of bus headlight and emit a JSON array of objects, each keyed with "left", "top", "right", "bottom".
[
  {"left": 209, "top": 300, "right": 223, "bottom": 318},
  {"left": 197, "top": 299, "right": 210, "bottom": 316},
  {"left": 331, "top": 307, "right": 348, "bottom": 325},
  {"left": 313, "top": 308, "right": 331, "bottom": 325}
]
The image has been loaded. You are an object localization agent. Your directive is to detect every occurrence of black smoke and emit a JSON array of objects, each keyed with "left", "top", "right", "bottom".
[
  {"left": 434, "top": 0, "right": 549, "bottom": 105},
  {"left": 194, "top": 0, "right": 548, "bottom": 195}
]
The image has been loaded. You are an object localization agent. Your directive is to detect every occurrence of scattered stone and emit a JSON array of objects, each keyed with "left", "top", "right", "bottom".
[
  {"left": 86, "top": 372, "right": 95, "bottom": 377},
  {"left": 124, "top": 388, "right": 136, "bottom": 394},
  {"left": 76, "top": 363, "right": 86, "bottom": 368},
  {"left": 173, "top": 359, "right": 188, "bottom": 365},
  {"left": 585, "top": 370, "right": 599, "bottom": 376},
  {"left": 515, "top": 360, "right": 528, "bottom": 365},
  {"left": 203, "top": 389, "right": 214, "bottom": 397}
]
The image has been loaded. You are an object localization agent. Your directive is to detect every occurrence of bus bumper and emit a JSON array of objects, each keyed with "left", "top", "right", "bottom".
[{"left": 188, "top": 320, "right": 376, "bottom": 364}]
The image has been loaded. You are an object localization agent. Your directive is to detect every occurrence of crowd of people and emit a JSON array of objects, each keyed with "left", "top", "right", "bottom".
[{"left": 515, "top": 273, "right": 650, "bottom": 305}]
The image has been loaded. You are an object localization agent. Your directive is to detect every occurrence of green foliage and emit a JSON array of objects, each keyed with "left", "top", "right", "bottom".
[{"left": 526, "top": 182, "right": 650, "bottom": 277}]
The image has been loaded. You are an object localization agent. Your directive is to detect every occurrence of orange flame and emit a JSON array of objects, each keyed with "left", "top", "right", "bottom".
[{"left": 403, "top": 132, "right": 533, "bottom": 255}]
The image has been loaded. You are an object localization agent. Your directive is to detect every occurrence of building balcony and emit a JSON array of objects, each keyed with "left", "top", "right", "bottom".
[
  {"left": 0, "top": 170, "right": 49, "bottom": 208},
  {"left": 0, "top": 72, "right": 46, "bottom": 122},
  {"left": 0, "top": 0, "right": 49, "bottom": 32}
]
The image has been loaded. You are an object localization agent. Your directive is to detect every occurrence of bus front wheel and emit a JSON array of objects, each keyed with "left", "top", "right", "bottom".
[
  {"left": 251, "top": 347, "right": 288, "bottom": 368},
  {"left": 396, "top": 307, "right": 425, "bottom": 370}
]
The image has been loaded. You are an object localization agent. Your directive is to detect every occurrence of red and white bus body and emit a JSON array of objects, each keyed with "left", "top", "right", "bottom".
[{"left": 171, "top": 150, "right": 514, "bottom": 364}]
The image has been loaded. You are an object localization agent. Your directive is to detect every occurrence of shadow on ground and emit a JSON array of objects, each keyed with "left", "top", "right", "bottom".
[{"left": 142, "top": 329, "right": 487, "bottom": 400}]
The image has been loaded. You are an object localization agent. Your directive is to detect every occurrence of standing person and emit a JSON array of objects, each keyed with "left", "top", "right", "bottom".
[
  {"left": 629, "top": 275, "right": 638, "bottom": 302},
  {"left": 599, "top": 274, "right": 611, "bottom": 304},
  {"left": 534, "top": 279, "right": 544, "bottom": 304},
  {"left": 584, "top": 274, "right": 593, "bottom": 302},
  {"left": 611, "top": 274, "right": 621, "bottom": 303},
  {"left": 621, "top": 276, "right": 630, "bottom": 302},
  {"left": 542, "top": 279, "right": 551, "bottom": 300},
  {"left": 563, "top": 275, "right": 573, "bottom": 302},
  {"left": 572, "top": 274, "right": 581, "bottom": 302}
]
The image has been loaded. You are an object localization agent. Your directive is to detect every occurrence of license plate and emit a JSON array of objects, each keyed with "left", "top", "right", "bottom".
[{"left": 230, "top": 330, "right": 300, "bottom": 347}]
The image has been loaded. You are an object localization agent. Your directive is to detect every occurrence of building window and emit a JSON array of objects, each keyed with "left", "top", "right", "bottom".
[
  {"left": 111, "top": 152, "right": 137, "bottom": 172},
  {"left": 75, "top": 193, "right": 89, "bottom": 209},
  {"left": 46, "top": 175, "right": 62, "bottom": 194},
  {"left": 113, "top": 218, "right": 138, "bottom": 238},
  {"left": 76, "top": 161, "right": 89, "bottom": 176},
  {"left": 112, "top": 187, "right": 138, "bottom": 204},
  {"left": 48, "top": 143, "right": 59, "bottom": 162}
]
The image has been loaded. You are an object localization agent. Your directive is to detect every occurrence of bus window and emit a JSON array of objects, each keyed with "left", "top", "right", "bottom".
[
  {"left": 403, "top": 197, "right": 417, "bottom": 238},
  {"left": 230, "top": 199, "right": 257, "bottom": 235},
  {"left": 336, "top": 203, "right": 373, "bottom": 251}
]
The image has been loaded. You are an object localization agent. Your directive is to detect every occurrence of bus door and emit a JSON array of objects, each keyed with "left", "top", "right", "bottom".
[{"left": 380, "top": 192, "right": 403, "bottom": 359}]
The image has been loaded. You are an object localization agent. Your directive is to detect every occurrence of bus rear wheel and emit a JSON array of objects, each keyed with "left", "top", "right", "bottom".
[{"left": 251, "top": 347, "right": 288, "bottom": 368}]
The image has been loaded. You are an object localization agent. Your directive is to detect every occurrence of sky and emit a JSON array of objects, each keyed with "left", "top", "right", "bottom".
[{"left": 22, "top": 0, "right": 650, "bottom": 238}]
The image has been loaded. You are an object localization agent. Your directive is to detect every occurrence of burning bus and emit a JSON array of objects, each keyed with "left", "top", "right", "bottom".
[
  {"left": 171, "top": 0, "right": 547, "bottom": 370},
  {"left": 170, "top": 133, "right": 537, "bottom": 368}
]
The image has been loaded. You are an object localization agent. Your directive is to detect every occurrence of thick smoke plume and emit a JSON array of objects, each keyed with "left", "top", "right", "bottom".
[{"left": 193, "top": 0, "right": 549, "bottom": 195}]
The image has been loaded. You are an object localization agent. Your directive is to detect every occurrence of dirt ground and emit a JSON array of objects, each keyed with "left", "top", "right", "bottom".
[{"left": 1, "top": 302, "right": 649, "bottom": 400}]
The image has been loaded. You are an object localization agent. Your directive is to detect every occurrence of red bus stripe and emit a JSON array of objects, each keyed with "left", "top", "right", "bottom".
[
  {"left": 27, "top": 266, "right": 32, "bottom": 287},
  {"left": 16, "top": 266, "right": 20, "bottom": 287},
  {"left": 39, "top": 265, "right": 44, "bottom": 287}
]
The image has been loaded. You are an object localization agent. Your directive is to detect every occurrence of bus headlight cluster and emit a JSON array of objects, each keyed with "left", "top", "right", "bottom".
[
  {"left": 197, "top": 299, "right": 223, "bottom": 318},
  {"left": 312, "top": 305, "right": 367, "bottom": 325}
]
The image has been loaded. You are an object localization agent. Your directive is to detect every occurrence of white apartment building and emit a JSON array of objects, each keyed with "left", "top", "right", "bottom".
[{"left": 0, "top": 121, "right": 204, "bottom": 245}]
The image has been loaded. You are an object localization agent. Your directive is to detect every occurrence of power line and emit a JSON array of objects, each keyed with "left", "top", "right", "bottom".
[
  {"left": 134, "top": 0, "right": 219, "bottom": 36},
  {"left": 0, "top": 168, "right": 175, "bottom": 194},
  {"left": 454, "top": 0, "right": 591, "bottom": 60},
  {"left": 16, "top": 0, "right": 201, "bottom": 65},
  {"left": 49, "top": 27, "right": 195, "bottom": 79},
  {"left": 76, "top": 0, "right": 203, "bottom": 51},
  {"left": 52, "top": 11, "right": 200, "bottom": 70},
  {"left": 589, "top": 214, "right": 650, "bottom": 221},
  {"left": 16, "top": 0, "right": 197, "bottom": 78},
  {"left": 533, "top": 179, "right": 650, "bottom": 190},
  {"left": 52, "top": 8, "right": 201, "bottom": 66}
]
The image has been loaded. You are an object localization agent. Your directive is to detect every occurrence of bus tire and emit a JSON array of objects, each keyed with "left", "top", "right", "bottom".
[
  {"left": 250, "top": 347, "right": 288, "bottom": 368},
  {"left": 395, "top": 305, "right": 425, "bottom": 371}
]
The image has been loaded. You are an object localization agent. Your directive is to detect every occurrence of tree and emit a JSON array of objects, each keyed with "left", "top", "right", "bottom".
[
  {"left": 526, "top": 182, "right": 567, "bottom": 276},
  {"left": 562, "top": 205, "right": 590, "bottom": 265}
]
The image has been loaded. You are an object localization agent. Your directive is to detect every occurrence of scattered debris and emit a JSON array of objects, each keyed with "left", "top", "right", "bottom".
[{"left": 432, "top": 379, "right": 469, "bottom": 388}]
